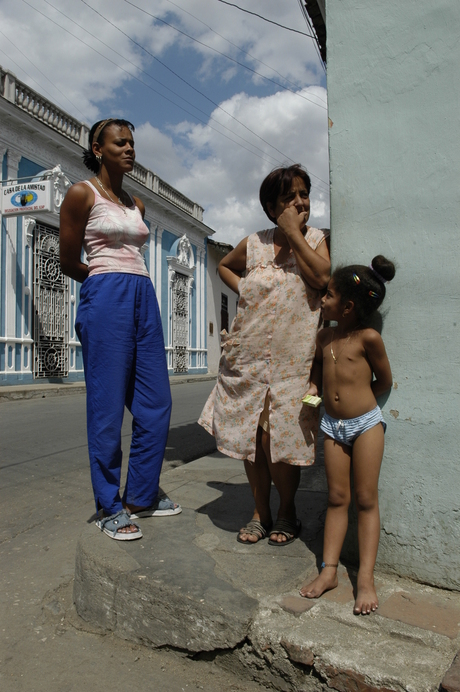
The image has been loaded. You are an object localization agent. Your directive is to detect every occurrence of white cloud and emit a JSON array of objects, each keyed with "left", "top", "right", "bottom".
[
  {"left": 0, "top": 0, "right": 329, "bottom": 243},
  {"left": 138, "top": 86, "right": 330, "bottom": 245}
]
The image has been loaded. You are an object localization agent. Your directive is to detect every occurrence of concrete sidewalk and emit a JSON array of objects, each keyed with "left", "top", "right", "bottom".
[
  {"left": 74, "top": 452, "right": 460, "bottom": 692},
  {"left": 0, "top": 374, "right": 217, "bottom": 403}
]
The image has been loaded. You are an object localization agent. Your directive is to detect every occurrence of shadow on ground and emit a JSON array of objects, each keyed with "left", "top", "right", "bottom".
[
  {"left": 196, "top": 475, "right": 328, "bottom": 560},
  {"left": 165, "top": 422, "right": 217, "bottom": 465}
]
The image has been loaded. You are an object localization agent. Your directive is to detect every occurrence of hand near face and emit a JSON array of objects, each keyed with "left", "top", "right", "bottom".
[{"left": 277, "top": 206, "right": 309, "bottom": 239}]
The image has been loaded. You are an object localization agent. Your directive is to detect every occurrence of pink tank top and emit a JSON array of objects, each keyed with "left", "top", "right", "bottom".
[{"left": 82, "top": 180, "right": 150, "bottom": 278}]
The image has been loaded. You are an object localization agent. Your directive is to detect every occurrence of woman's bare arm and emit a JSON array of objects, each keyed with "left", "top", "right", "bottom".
[
  {"left": 277, "top": 206, "right": 330, "bottom": 289},
  {"left": 59, "top": 183, "right": 93, "bottom": 283},
  {"left": 132, "top": 195, "right": 145, "bottom": 218},
  {"left": 305, "top": 331, "right": 325, "bottom": 396},
  {"left": 218, "top": 236, "right": 248, "bottom": 294}
]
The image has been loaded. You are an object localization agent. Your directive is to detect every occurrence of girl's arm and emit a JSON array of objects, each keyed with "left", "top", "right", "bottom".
[
  {"left": 218, "top": 236, "right": 248, "bottom": 294},
  {"left": 305, "top": 333, "right": 324, "bottom": 396},
  {"left": 59, "top": 183, "right": 93, "bottom": 283},
  {"left": 277, "top": 206, "right": 331, "bottom": 289},
  {"left": 364, "top": 330, "right": 393, "bottom": 398}
]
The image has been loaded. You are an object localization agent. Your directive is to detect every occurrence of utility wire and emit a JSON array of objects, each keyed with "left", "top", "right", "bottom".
[
  {"left": 166, "top": 0, "right": 326, "bottom": 103},
  {"left": 162, "top": 0, "right": 326, "bottom": 101},
  {"left": 297, "top": 0, "right": 325, "bottom": 71},
  {"left": 216, "top": 0, "right": 315, "bottom": 37},
  {"left": 122, "top": 0, "right": 327, "bottom": 109},
  {"left": 79, "top": 0, "right": 330, "bottom": 189},
  {"left": 16, "top": 0, "right": 330, "bottom": 193},
  {"left": 18, "top": 0, "right": 290, "bottom": 171},
  {"left": 0, "top": 30, "right": 87, "bottom": 120},
  {"left": 38, "top": 0, "right": 291, "bottom": 170}
]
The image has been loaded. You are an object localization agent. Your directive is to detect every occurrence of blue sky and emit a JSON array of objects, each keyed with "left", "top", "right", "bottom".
[{"left": 0, "top": 0, "right": 329, "bottom": 244}]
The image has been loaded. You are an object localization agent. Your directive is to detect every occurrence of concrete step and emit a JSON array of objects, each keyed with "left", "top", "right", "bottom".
[{"left": 74, "top": 454, "right": 460, "bottom": 692}]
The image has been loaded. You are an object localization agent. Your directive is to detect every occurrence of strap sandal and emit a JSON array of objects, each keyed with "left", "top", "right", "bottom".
[
  {"left": 268, "top": 518, "right": 302, "bottom": 547},
  {"left": 129, "top": 497, "right": 182, "bottom": 518},
  {"left": 237, "top": 519, "right": 273, "bottom": 544},
  {"left": 95, "top": 509, "right": 143, "bottom": 541}
]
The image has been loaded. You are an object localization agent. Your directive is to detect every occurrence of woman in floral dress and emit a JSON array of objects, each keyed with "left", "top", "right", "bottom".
[{"left": 199, "top": 165, "right": 330, "bottom": 545}]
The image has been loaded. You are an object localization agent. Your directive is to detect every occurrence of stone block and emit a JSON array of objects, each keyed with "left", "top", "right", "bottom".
[
  {"left": 74, "top": 510, "right": 259, "bottom": 652},
  {"left": 74, "top": 528, "right": 140, "bottom": 630},
  {"left": 378, "top": 591, "right": 460, "bottom": 639},
  {"left": 321, "top": 664, "right": 398, "bottom": 692},
  {"left": 278, "top": 595, "right": 316, "bottom": 616},
  {"left": 441, "top": 651, "right": 460, "bottom": 692},
  {"left": 280, "top": 639, "right": 314, "bottom": 666}
]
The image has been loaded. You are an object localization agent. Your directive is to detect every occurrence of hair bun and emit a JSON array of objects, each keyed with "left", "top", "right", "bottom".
[{"left": 371, "top": 255, "right": 396, "bottom": 283}]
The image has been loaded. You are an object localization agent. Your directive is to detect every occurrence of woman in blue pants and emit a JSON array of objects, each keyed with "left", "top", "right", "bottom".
[{"left": 60, "top": 118, "right": 181, "bottom": 540}]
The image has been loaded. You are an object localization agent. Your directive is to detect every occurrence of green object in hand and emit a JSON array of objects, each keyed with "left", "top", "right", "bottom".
[{"left": 302, "top": 394, "right": 322, "bottom": 407}]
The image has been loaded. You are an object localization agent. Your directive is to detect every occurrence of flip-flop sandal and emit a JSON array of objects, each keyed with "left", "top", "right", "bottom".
[
  {"left": 237, "top": 519, "right": 272, "bottom": 544},
  {"left": 268, "top": 518, "right": 301, "bottom": 546},
  {"left": 95, "top": 509, "right": 143, "bottom": 541},
  {"left": 129, "top": 497, "right": 182, "bottom": 518}
]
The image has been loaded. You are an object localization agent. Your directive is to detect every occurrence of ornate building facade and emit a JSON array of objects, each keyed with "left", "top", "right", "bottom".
[{"left": 0, "top": 66, "right": 214, "bottom": 385}]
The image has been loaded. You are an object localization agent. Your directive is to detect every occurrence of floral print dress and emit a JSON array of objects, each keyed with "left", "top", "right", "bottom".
[{"left": 199, "top": 226, "right": 329, "bottom": 466}]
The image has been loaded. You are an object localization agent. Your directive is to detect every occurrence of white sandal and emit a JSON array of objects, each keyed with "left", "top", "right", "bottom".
[{"left": 95, "top": 509, "right": 143, "bottom": 540}]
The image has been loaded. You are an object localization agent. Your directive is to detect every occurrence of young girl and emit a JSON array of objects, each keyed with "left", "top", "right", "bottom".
[{"left": 300, "top": 255, "right": 395, "bottom": 614}]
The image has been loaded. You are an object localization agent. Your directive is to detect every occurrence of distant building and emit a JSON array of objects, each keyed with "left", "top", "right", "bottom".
[
  {"left": 0, "top": 66, "right": 216, "bottom": 385},
  {"left": 206, "top": 239, "right": 238, "bottom": 375}
]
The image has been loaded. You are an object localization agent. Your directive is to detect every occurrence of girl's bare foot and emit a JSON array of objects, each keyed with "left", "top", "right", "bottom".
[
  {"left": 353, "top": 580, "right": 378, "bottom": 614},
  {"left": 300, "top": 564, "right": 338, "bottom": 598}
]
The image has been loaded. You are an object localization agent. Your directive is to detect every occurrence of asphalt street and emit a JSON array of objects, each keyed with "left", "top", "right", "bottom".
[{"left": 0, "top": 381, "right": 267, "bottom": 692}]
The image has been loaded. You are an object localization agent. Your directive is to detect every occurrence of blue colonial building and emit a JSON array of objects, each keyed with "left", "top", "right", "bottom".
[{"left": 0, "top": 66, "right": 217, "bottom": 385}]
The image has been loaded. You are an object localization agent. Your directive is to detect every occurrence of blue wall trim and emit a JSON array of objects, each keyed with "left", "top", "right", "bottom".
[
  {"left": 1, "top": 216, "right": 6, "bottom": 337},
  {"left": 2, "top": 151, "right": 7, "bottom": 183},
  {"left": 0, "top": 371, "right": 85, "bottom": 385},
  {"left": 161, "top": 229, "right": 177, "bottom": 337},
  {"left": 17, "top": 157, "right": 45, "bottom": 180},
  {"left": 15, "top": 217, "right": 23, "bottom": 341}
]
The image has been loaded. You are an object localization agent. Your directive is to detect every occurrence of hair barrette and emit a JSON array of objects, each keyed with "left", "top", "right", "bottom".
[
  {"left": 353, "top": 273, "right": 360, "bottom": 284},
  {"left": 368, "top": 290, "right": 379, "bottom": 298}
]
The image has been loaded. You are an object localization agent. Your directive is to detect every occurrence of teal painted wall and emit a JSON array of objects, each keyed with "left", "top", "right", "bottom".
[{"left": 327, "top": 0, "right": 460, "bottom": 589}]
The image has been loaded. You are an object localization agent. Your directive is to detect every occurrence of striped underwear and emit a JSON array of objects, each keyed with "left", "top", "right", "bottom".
[{"left": 320, "top": 405, "right": 386, "bottom": 447}]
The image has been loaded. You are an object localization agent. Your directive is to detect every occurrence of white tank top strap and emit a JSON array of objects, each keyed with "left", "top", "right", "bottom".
[{"left": 81, "top": 179, "right": 136, "bottom": 209}]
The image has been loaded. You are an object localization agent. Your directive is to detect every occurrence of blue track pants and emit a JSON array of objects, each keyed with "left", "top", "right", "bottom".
[{"left": 75, "top": 273, "right": 172, "bottom": 515}]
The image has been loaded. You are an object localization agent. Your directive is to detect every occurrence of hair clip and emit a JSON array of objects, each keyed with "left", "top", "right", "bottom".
[
  {"left": 353, "top": 273, "right": 360, "bottom": 284},
  {"left": 369, "top": 290, "right": 379, "bottom": 298}
]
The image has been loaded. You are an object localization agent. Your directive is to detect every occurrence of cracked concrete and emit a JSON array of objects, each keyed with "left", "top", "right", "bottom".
[{"left": 74, "top": 453, "right": 460, "bottom": 692}]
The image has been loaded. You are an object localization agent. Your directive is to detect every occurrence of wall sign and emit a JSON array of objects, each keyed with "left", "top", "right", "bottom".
[{"left": 1, "top": 181, "right": 52, "bottom": 215}]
